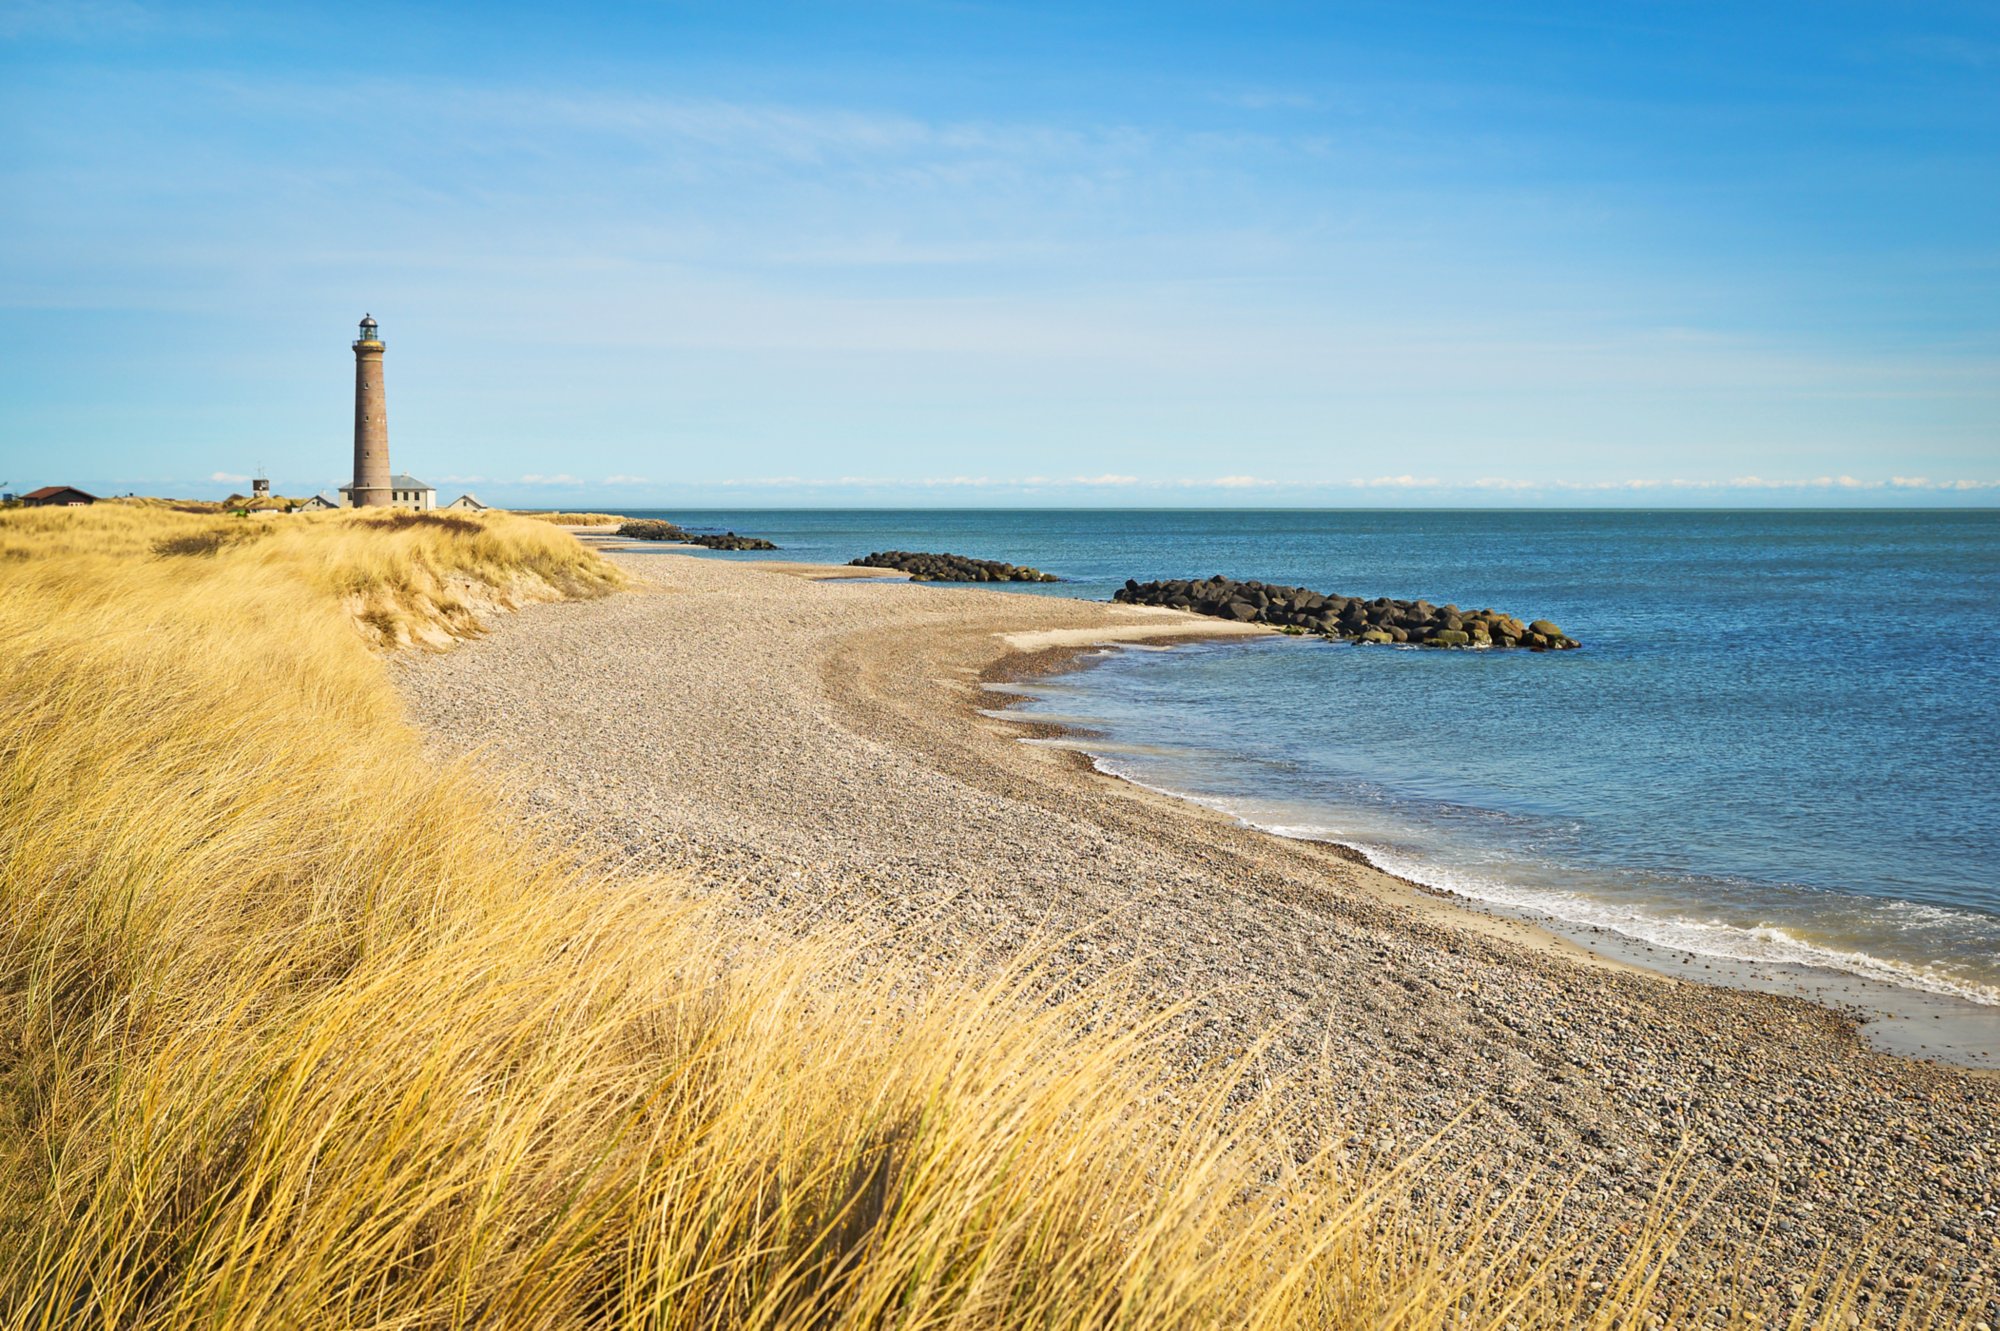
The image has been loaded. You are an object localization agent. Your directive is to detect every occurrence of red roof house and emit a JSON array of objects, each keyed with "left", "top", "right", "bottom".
[{"left": 19, "top": 485, "right": 98, "bottom": 507}]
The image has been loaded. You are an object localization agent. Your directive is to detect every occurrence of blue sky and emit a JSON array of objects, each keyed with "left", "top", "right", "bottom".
[{"left": 2, "top": 1, "right": 1995, "bottom": 506}]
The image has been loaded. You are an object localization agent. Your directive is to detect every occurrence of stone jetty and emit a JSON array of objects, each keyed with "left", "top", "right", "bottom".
[
  {"left": 850, "top": 551, "right": 1060, "bottom": 583},
  {"left": 615, "top": 520, "right": 777, "bottom": 550},
  {"left": 616, "top": 519, "right": 687, "bottom": 540},
  {"left": 1113, "top": 576, "right": 1579, "bottom": 649},
  {"left": 686, "top": 532, "right": 777, "bottom": 550}
]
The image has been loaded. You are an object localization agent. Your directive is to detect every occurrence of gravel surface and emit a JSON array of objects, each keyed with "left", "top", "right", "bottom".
[{"left": 397, "top": 544, "right": 1999, "bottom": 1320}]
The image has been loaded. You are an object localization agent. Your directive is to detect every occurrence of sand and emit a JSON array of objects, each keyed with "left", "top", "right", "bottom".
[{"left": 396, "top": 543, "right": 2000, "bottom": 1317}]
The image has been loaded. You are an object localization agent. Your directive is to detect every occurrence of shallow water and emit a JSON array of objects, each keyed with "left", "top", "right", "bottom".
[{"left": 621, "top": 508, "right": 2000, "bottom": 1018}]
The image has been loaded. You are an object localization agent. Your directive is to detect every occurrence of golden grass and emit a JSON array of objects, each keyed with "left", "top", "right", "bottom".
[
  {"left": 0, "top": 506, "right": 1934, "bottom": 1329},
  {"left": 510, "top": 510, "right": 635, "bottom": 526},
  {"left": 103, "top": 496, "right": 233, "bottom": 514}
]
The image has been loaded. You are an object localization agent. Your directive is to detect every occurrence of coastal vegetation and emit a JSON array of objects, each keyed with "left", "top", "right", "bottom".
[
  {"left": 850, "top": 549, "right": 1061, "bottom": 582},
  {"left": 0, "top": 506, "right": 1918, "bottom": 1327},
  {"left": 1115, "top": 575, "right": 1581, "bottom": 648},
  {"left": 514, "top": 510, "right": 634, "bottom": 526}
]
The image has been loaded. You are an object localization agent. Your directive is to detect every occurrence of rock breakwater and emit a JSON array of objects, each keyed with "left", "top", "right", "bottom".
[
  {"left": 850, "top": 551, "right": 1060, "bottom": 583},
  {"left": 1113, "top": 577, "right": 1579, "bottom": 649},
  {"left": 686, "top": 532, "right": 778, "bottom": 550},
  {"left": 616, "top": 519, "right": 687, "bottom": 541},
  {"left": 615, "top": 520, "right": 778, "bottom": 551}
]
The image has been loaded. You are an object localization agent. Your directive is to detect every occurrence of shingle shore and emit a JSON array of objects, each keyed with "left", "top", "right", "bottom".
[{"left": 396, "top": 545, "right": 1998, "bottom": 1320}]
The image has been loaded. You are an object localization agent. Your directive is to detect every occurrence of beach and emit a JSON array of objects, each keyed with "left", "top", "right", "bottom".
[{"left": 398, "top": 541, "right": 1999, "bottom": 1313}]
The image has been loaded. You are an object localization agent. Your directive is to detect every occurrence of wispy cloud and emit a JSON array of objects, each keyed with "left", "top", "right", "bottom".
[
  {"left": 1214, "top": 89, "right": 1324, "bottom": 112},
  {"left": 1895, "top": 35, "right": 2000, "bottom": 68},
  {"left": 0, "top": 0, "right": 160, "bottom": 41},
  {"left": 14, "top": 34, "right": 1996, "bottom": 496},
  {"left": 678, "top": 473, "right": 2000, "bottom": 495},
  {"left": 1474, "top": 475, "right": 2000, "bottom": 493},
  {"left": 1349, "top": 475, "right": 1443, "bottom": 488},
  {"left": 209, "top": 470, "right": 249, "bottom": 484}
]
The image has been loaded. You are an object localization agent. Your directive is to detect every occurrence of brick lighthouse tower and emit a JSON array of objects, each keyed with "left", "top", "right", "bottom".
[{"left": 349, "top": 314, "right": 391, "bottom": 508}]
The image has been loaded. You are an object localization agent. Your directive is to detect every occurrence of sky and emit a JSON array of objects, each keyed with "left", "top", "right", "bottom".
[{"left": 1, "top": 0, "right": 1995, "bottom": 508}]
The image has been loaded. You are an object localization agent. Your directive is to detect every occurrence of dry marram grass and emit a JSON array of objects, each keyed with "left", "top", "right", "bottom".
[
  {"left": 0, "top": 506, "right": 1930, "bottom": 1328},
  {"left": 509, "top": 510, "right": 634, "bottom": 527}
]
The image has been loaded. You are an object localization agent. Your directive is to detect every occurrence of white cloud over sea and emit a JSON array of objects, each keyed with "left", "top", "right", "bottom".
[{"left": 684, "top": 473, "right": 2000, "bottom": 495}]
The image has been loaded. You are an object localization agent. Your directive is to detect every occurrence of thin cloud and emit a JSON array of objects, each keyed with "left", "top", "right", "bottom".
[
  {"left": 1897, "top": 35, "right": 2000, "bottom": 68},
  {"left": 210, "top": 470, "right": 249, "bottom": 484},
  {"left": 1478, "top": 475, "right": 1998, "bottom": 493},
  {"left": 1216, "top": 89, "right": 1324, "bottom": 112},
  {"left": 519, "top": 473, "right": 581, "bottom": 485},
  {"left": 0, "top": 0, "right": 161, "bottom": 41},
  {"left": 1349, "top": 475, "right": 1443, "bottom": 488},
  {"left": 682, "top": 472, "right": 2000, "bottom": 495}
]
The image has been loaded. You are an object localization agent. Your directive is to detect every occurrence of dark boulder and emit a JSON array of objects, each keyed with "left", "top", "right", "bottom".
[
  {"left": 1111, "top": 574, "right": 1580, "bottom": 650},
  {"left": 686, "top": 532, "right": 778, "bottom": 550},
  {"left": 849, "top": 551, "right": 1060, "bottom": 583},
  {"left": 614, "top": 520, "right": 777, "bottom": 550},
  {"left": 615, "top": 519, "right": 690, "bottom": 541}
]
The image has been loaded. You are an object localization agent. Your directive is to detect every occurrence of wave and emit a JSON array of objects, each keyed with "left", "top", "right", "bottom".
[{"left": 1081, "top": 752, "right": 2000, "bottom": 1010}]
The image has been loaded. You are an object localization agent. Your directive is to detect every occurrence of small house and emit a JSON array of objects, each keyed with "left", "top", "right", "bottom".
[
  {"left": 20, "top": 485, "right": 98, "bottom": 508},
  {"left": 442, "top": 493, "right": 492, "bottom": 512},
  {"left": 298, "top": 492, "right": 340, "bottom": 512}
]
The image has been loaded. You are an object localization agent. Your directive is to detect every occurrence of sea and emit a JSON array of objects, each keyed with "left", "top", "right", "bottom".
[{"left": 615, "top": 508, "right": 2000, "bottom": 1050}]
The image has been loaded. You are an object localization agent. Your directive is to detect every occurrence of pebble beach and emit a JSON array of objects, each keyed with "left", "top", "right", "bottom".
[{"left": 397, "top": 540, "right": 2000, "bottom": 1319}]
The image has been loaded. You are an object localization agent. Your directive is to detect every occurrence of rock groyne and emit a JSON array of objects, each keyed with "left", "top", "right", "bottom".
[
  {"left": 686, "top": 532, "right": 778, "bottom": 550},
  {"left": 850, "top": 551, "right": 1059, "bottom": 583},
  {"left": 615, "top": 520, "right": 778, "bottom": 550},
  {"left": 616, "top": 519, "right": 687, "bottom": 541},
  {"left": 1113, "top": 577, "right": 1578, "bottom": 649}
]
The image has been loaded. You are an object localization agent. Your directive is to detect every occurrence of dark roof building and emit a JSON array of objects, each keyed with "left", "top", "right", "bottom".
[
  {"left": 339, "top": 474, "right": 435, "bottom": 510},
  {"left": 20, "top": 485, "right": 98, "bottom": 507}
]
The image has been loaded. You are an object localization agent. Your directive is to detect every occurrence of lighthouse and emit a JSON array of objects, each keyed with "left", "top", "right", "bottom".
[{"left": 349, "top": 314, "right": 391, "bottom": 508}]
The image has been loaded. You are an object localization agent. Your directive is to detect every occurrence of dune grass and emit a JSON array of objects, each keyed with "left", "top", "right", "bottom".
[
  {"left": 510, "top": 510, "right": 634, "bottom": 526},
  {"left": 0, "top": 506, "right": 1928, "bottom": 1329}
]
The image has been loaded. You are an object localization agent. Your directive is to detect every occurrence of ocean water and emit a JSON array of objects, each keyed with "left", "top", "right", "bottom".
[{"left": 620, "top": 509, "right": 2000, "bottom": 1008}]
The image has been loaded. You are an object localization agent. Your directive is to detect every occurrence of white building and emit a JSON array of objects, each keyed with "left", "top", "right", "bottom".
[{"left": 340, "top": 474, "right": 435, "bottom": 511}]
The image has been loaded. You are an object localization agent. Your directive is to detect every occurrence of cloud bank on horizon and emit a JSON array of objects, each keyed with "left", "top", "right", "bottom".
[{"left": 0, "top": 0, "right": 1994, "bottom": 505}]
